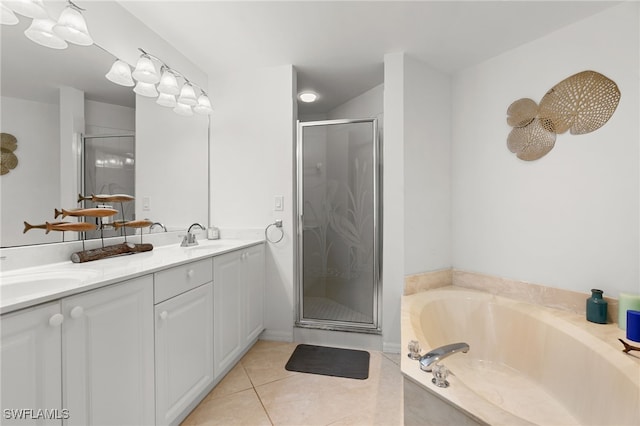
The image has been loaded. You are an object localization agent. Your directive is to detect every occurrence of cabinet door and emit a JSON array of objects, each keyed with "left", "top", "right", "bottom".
[
  {"left": 243, "top": 244, "right": 265, "bottom": 345},
  {"left": 213, "top": 251, "right": 243, "bottom": 377},
  {"left": 1, "top": 302, "right": 62, "bottom": 426},
  {"left": 62, "top": 275, "right": 154, "bottom": 426},
  {"left": 155, "top": 283, "right": 213, "bottom": 425}
]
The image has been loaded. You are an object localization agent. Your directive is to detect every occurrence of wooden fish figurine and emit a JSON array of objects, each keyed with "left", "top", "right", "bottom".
[
  {"left": 24, "top": 221, "right": 97, "bottom": 234},
  {"left": 55, "top": 207, "right": 119, "bottom": 219},
  {"left": 113, "top": 219, "right": 153, "bottom": 229},
  {"left": 24, "top": 221, "right": 67, "bottom": 234},
  {"left": 78, "top": 193, "right": 135, "bottom": 203}
]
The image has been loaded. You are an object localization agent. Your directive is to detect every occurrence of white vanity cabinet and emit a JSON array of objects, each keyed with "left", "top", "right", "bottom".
[
  {"left": 0, "top": 276, "right": 154, "bottom": 426},
  {"left": 62, "top": 275, "right": 155, "bottom": 426},
  {"left": 1, "top": 302, "right": 63, "bottom": 426},
  {"left": 213, "top": 244, "right": 265, "bottom": 377},
  {"left": 153, "top": 259, "right": 214, "bottom": 426}
]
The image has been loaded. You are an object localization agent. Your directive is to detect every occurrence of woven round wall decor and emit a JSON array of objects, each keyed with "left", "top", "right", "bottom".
[
  {"left": 507, "top": 117, "right": 556, "bottom": 161},
  {"left": 538, "top": 70, "right": 620, "bottom": 135},
  {"left": 0, "top": 133, "right": 19, "bottom": 175},
  {"left": 506, "top": 98, "right": 538, "bottom": 128}
]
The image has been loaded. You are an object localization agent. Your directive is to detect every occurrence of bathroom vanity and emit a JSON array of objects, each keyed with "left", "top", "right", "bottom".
[{"left": 0, "top": 239, "right": 265, "bottom": 426}]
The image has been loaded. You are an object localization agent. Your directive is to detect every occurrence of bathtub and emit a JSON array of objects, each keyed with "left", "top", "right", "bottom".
[{"left": 401, "top": 287, "right": 640, "bottom": 426}]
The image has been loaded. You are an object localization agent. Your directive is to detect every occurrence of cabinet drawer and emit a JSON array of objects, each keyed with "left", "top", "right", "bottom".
[{"left": 154, "top": 258, "right": 213, "bottom": 303}]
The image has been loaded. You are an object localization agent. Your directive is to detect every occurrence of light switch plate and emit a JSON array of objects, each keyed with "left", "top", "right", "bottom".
[{"left": 274, "top": 196, "right": 284, "bottom": 211}]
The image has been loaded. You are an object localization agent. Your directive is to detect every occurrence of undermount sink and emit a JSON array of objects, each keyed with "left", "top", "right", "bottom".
[{"left": 0, "top": 270, "right": 99, "bottom": 300}]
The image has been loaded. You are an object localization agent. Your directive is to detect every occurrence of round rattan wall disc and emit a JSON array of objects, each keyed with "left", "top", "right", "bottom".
[
  {"left": 538, "top": 70, "right": 620, "bottom": 135},
  {"left": 507, "top": 117, "right": 556, "bottom": 161},
  {"left": 507, "top": 98, "right": 538, "bottom": 127},
  {"left": 1, "top": 150, "right": 18, "bottom": 174},
  {"left": 1, "top": 133, "right": 17, "bottom": 152}
]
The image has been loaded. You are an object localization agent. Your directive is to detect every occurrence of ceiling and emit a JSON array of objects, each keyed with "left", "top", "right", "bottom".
[
  {"left": 4, "top": 1, "right": 619, "bottom": 115},
  {"left": 119, "top": 0, "right": 618, "bottom": 115}
]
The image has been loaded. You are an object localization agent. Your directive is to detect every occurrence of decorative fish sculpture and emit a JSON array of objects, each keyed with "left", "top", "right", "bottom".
[
  {"left": 24, "top": 221, "right": 67, "bottom": 234},
  {"left": 55, "top": 207, "right": 119, "bottom": 219},
  {"left": 23, "top": 221, "right": 97, "bottom": 234},
  {"left": 78, "top": 193, "right": 135, "bottom": 203},
  {"left": 113, "top": 219, "right": 153, "bottom": 229}
]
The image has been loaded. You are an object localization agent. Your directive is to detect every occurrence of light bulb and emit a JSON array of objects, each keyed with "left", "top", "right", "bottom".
[
  {"left": 193, "top": 94, "right": 213, "bottom": 115},
  {"left": 105, "top": 60, "right": 134, "bottom": 87},
  {"left": 173, "top": 102, "right": 193, "bottom": 116},
  {"left": 4, "top": 0, "right": 48, "bottom": 19},
  {"left": 53, "top": 4, "right": 93, "bottom": 46},
  {"left": 156, "top": 93, "right": 177, "bottom": 108},
  {"left": 157, "top": 68, "right": 180, "bottom": 95},
  {"left": 177, "top": 83, "right": 197, "bottom": 106},
  {"left": 1, "top": 4, "right": 19, "bottom": 25},
  {"left": 133, "top": 81, "right": 158, "bottom": 97},
  {"left": 24, "top": 18, "right": 68, "bottom": 49},
  {"left": 132, "top": 55, "right": 159, "bottom": 84},
  {"left": 299, "top": 92, "right": 318, "bottom": 103}
]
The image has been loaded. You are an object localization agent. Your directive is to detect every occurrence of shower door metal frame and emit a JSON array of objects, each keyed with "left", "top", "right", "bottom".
[{"left": 295, "top": 118, "right": 382, "bottom": 334}]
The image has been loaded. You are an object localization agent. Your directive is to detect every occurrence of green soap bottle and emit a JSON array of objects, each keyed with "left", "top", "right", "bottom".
[{"left": 586, "top": 289, "right": 608, "bottom": 324}]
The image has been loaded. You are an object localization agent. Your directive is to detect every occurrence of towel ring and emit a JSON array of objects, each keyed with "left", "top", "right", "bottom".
[{"left": 265, "top": 220, "right": 284, "bottom": 244}]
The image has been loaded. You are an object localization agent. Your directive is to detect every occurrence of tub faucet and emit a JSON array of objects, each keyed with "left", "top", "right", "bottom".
[
  {"left": 181, "top": 223, "right": 205, "bottom": 247},
  {"left": 419, "top": 342, "right": 469, "bottom": 372}
]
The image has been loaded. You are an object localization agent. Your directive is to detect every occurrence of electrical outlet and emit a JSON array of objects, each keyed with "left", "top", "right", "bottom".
[{"left": 143, "top": 196, "right": 150, "bottom": 211}]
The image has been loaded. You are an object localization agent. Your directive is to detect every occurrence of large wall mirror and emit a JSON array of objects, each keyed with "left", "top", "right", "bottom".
[{"left": 0, "top": 2, "right": 209, "bottom": 248}]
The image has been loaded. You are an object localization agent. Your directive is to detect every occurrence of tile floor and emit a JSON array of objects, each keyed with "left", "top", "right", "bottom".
[{"left": 181, "top": 340, "right": 404, "bottom": 426}]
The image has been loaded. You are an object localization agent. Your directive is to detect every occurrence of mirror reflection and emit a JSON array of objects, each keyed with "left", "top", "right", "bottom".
[{"left": 1, "top": 15, "right": 136, "bottom": 247}]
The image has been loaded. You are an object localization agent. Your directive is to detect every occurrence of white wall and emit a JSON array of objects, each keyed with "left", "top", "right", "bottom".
[
  {"left": 210, "top": 65, "right": 296, "bottom": 341},
  {"left": 328, "top": 84, "right": 384, "bottom": 121},
  {"left": 0, "top": 97, "right": 60, "bottom": 246},
  {"left": 135, "top": 97, "right": 209, "bottom": 229},
  {"left": 451, "top": 2, "right": 639, "bottom": 297},
  {"left": 85, "top": 100, "right": 135, "bottom": 135},
  {"left": 383, "top": 52, "right": 453, "bottom": 352},
  {"left": 404, "top": 57, "right": 452, "bottom": 275},
  {"left": 87, "top": 1, "right": 210, "bottom": 231}
]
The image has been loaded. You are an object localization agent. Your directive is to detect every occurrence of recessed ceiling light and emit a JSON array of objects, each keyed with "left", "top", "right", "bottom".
[{"left": 299, "top": 91, "right": 318, "bottom": 103}]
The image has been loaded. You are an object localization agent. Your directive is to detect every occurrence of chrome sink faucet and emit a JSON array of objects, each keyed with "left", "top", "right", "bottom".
[
  {"left": 419, "top": 342, "right": 469, "bottom": 372},
  {"left": 181, "top": 223, "right": 205, "bottom": 247}
]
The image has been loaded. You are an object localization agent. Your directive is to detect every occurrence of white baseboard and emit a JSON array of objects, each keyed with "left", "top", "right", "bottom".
[{"left": 260, "top": 329, "right": 294, "bottom": 342}]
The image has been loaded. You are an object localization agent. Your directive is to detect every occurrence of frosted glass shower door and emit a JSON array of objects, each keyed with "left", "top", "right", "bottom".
[{"left": 297, "top": 119, "right": 380, "bottom": 333}]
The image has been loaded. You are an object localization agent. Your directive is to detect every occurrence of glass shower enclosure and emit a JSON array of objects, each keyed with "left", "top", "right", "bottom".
[
  {"left": 82, "top": 134, "right": 135, "bottom": 239},
  {"left": 296, "top": 119, "right": 381, "bottom": 333}
]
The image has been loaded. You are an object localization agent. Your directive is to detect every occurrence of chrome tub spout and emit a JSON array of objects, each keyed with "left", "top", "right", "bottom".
[{"left": 419, "top": 342, "right": 469, "bottom": 372}]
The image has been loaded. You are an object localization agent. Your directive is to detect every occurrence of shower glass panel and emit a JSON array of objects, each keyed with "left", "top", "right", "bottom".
[
  {"left": 297, "top": 119, "right": 380, "bottom": 333},
  {"left": 82, "top": 134, "right": 135, "bottom": 239}
]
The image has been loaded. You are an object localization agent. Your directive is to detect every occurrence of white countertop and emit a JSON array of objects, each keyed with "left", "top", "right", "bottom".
[{"left": 0, "top": 238, "right": 264, "bottom": 315}]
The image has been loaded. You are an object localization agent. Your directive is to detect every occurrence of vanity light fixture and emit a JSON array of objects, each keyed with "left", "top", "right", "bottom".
[
  {"left": 1, "top": 3, "right": 19, "bottom": 25},
  {"left": 105, "top": 59, "right": 134, "bottom": 87},
  {"left": 3, "top": 0, "right": 48, "bottom": 19},
  {"left": 52, "top": 1, "right": 93, "bottom": 46},
  {"left": 299, "top": 91, "right": 318, "bottom": 103},
  {"left": 105, "top": 47, "right": 212, "bottom": 117},
  {"left": 24, "top": 18, "right": 68, "bottom": 49}
]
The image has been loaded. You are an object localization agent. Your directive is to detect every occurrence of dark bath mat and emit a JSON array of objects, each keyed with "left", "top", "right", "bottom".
[{"left": 285, "top": 344, "right": 370, "bottom": 380}]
